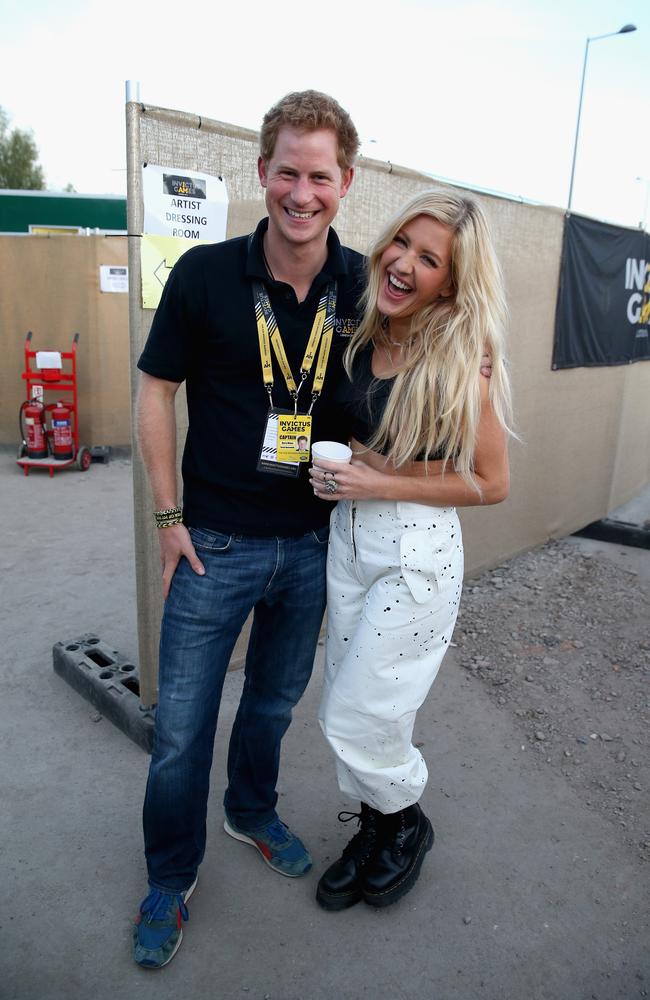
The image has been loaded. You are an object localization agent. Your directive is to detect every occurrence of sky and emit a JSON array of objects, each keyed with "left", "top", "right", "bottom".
[{"left": 1, "top": 0, "right": 648, "bottom": 229}]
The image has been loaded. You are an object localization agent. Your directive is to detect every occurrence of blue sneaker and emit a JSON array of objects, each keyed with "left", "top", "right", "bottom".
[
  {"left": 224, "top": 815, "right": 312, "bottom": 877},
  {"left": 133, "top": 877, "right": 197, "bottom": 969}
]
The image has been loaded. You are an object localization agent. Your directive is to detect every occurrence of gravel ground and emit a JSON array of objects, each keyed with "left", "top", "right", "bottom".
[
  {"left": 454, "top": 538, "right": 650, "bottom": 866},
  {"left": 3, "top": 453, "right": 649, "bottom": 999}
]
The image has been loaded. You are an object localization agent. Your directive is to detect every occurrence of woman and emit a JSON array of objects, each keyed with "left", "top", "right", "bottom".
[{"left": 309, "top": 188, "right": 513, "bottom": 911}]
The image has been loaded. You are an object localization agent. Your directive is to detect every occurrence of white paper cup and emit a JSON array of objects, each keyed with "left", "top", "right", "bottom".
[{"left": 311, "top": 440, "right": 352, "bottom": 463}]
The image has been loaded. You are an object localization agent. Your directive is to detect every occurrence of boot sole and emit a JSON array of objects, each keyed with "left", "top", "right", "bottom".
[
  {"left": 316, "top": 882, "right": 364, "bottom": 912},
  {"left": 362, "top": 818, "right": 434, "bottom": 908}
]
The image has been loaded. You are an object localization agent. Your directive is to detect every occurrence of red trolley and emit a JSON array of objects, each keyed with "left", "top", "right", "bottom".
[{"left": 17, "top": 331, "right": 91, "bottom": 477}]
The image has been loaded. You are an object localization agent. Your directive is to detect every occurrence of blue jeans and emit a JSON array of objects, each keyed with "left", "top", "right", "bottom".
[{"left": 143, "top": 524, "right": 328, "bottom": 892}]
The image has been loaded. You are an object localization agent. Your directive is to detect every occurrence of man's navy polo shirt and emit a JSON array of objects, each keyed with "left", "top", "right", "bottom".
[{"left": 137, "top": 218, "right": 365, "bottom": 535}]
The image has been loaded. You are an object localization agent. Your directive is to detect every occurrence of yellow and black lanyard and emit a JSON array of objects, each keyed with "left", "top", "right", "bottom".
[{"left": 253, "top": 280, "right": 338, "bottom": 415}]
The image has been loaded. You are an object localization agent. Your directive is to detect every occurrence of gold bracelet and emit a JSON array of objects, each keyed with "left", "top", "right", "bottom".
[{"left": 153, "top": 506, "right": 183, "bottom": 528}]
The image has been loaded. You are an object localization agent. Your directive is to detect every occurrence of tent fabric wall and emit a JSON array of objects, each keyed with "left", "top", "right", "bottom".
[
  {"left": 120, "top": 100, "right": 643, "bottom": 701},
  {"left": 0, "top": 234, "right": 130, "bottom": 448},
  {"left": 3, "top": 102, "right": 645, "bottom": 705},
  {"left": 125, "top": 102, "right": 650, "bottom": 704}
]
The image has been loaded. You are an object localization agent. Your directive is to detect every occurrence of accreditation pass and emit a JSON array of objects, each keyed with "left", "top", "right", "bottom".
[{"left": 257, "top": 408, "right": 312, "bottom": 478}]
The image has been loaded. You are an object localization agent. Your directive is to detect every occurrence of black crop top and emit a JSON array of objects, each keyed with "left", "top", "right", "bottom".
[{"left": 335, "top": 342, "right": 447, "bottom": 461}]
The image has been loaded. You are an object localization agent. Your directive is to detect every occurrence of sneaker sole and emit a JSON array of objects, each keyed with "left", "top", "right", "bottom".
[
  {"left": 134, "top": 876, "right": 199, "bottom": 970},
  {"left": 223, "top": 819, "right": 311, "bottom": 878},
  {"left": 362, "top": 818, "right": 434, "bottom": 909},
  {"left": 150, "top": 931, "right": 184, "bottom": 970},
  {"left": 183, "top": 875, "right": 198, "bottom": 905}
]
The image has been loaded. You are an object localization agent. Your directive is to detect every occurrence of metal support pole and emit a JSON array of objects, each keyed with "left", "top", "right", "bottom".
[
  {"left": 567, "top": 38, "right": 590, "bottom": 215},
  {"left": 566, "top": 26, "right": 637, "bottom": 215},
  {"left": 125, "top": 93, "right": 162, "bottom": 707},
  {"left": 125, "top": 80, "right": 141, "bottom": 104}
]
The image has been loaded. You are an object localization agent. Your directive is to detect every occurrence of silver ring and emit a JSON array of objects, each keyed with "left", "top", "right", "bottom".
[
  {"left": 324, "top": 471, "right": 333, "bottom": 481},
  {"left": 325, "top": 479, "right": 338, "bottom": 494}
]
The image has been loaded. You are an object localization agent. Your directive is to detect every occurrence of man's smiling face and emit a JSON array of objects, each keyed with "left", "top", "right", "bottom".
[{"left": 258, "top": 126, "right": 353, "bottom": 252}]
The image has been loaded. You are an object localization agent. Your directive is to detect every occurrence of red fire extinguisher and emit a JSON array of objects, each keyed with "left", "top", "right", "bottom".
[
  {"left": 51, "top": 401, "right": 74, "bottom": 460},
  {"left": 21, "top": 399, "right": 48, "bottom": 459}
]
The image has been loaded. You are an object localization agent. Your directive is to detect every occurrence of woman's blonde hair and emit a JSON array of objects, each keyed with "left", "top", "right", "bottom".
[{"left": 346, "top": 188, "right": 513, "bottom": 484}]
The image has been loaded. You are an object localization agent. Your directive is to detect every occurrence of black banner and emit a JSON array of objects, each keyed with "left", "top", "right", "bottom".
[{"left": 552, "top": 214, "right": 650, "bottom": 369}]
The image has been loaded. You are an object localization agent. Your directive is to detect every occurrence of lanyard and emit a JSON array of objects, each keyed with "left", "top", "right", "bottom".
[{"left": 253, "top": 279, "right": 337, "bottom": 414}]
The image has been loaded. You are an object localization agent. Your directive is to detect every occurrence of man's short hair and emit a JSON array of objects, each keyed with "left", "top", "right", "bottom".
[{"left": 260, "top": 90, "right": 359, "bottom": 172}]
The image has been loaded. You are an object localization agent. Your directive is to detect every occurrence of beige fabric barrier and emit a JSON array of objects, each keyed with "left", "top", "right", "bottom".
[
  {"left": 122, "top": 101, "right": 648, "bottom": 701},
  {"left": 1, "top": 235, "right": 130, "bottom": 448},
  {"left": 4, "top": 101, "right": 644, "bottom": 705}
]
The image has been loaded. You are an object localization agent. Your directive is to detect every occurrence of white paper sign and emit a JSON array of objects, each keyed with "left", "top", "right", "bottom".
[
  {"left": 99, "top": 265, "right": 128, "bottom": 293},
  {"left": 36, "top": 351, "right": 62, "bottom": 368},
  {"left": 142, "top": 164, "right": 228, "bottom": 242}
]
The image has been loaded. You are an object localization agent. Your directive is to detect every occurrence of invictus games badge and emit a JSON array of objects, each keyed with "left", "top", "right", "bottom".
[{"left": 335, "top": 317, "right": 360, "bottom": 337}]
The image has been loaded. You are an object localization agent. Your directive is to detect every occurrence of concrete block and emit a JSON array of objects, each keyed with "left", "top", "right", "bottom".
[
  {"left": 573, "top": 518, "right": 650, "bottom": 550},
  {"left": 52, "top": 634, "right": 154, "bottom": 752}
]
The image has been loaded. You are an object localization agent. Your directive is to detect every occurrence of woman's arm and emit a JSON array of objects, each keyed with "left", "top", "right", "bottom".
[{"left": 310, "top": 375, "right": 509, "bottom": 508}]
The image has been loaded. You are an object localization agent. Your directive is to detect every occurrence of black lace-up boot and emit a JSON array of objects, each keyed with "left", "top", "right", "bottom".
[
  {"left": 316, "top": 803, "right": 380, "bottom": 911},
  {"left": 361, "top": 802, "right": 434, "bottom": 908}
]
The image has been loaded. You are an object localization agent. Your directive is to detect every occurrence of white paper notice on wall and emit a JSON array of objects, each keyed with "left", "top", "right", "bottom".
[
  {"left": 100, "top": 265, "right": 128, "bottom": 293},
  {"left": 142, "top": 164, "right": 228, "bottom": 242}
]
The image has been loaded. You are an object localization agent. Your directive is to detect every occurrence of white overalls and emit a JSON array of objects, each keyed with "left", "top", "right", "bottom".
[{"left": 319, "top": 498, "right": 463, "bottom": 813}]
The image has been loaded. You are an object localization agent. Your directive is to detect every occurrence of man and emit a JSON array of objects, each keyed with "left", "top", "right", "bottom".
[{"left": 133, "top": 91, "right": 364, "bottom": 969}]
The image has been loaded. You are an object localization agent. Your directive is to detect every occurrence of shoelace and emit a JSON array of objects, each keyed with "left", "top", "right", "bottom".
[
  {"left": 338, "top": 809, "right": 378, "bottom": 862},
  {"left": 393, "top": 819, "right": 407, "bottom": 855},
  {"left": 338, "top": 810, "right": 363, "bottom": 825},
  {"left": 140, "top": 889, "right": 189, "bottom": 924},
  {"left": 263, "top": 818, "right": 289, "bottom": 841}
]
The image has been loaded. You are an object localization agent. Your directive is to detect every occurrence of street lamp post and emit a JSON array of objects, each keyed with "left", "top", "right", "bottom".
[{"left": 567, "top": 23, "right": 637, "bottom": 214}]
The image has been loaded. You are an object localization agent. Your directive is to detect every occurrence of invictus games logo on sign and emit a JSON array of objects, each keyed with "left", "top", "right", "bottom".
[
  {"left": 163, "top": 174, "right": 207, "bottom": 199},
  {"left": 553, "top": 215, "right": 650, "bottom": 368},
  {"left": 624, "top": 257, "right": 650, "bottom": 336}
]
